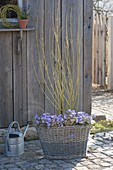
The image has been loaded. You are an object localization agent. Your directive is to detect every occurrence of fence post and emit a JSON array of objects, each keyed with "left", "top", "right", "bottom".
[{"left": 108, "top": 16, "right": 113, "bottom": 90}]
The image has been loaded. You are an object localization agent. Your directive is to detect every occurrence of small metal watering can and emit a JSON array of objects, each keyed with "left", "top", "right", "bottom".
[{"left": 4, "top": 121, "right": 29, "bottom": 156}]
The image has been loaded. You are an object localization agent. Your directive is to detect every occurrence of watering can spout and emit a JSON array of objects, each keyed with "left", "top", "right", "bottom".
[{"left": 23, "top": 124, "right": 29, "bottom": 137}]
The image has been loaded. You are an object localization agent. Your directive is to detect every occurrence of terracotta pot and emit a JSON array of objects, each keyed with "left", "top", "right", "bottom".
[{"left": 18, "top": 19, "right": 28, "bottom": 29}]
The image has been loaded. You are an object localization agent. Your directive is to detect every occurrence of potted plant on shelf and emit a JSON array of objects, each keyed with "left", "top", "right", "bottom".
[
  {"left": 0, "top": 2, "right": 30, "bottom": 29},
  {"left": 18, "top": 2, "right": 30, "bottom": 29},
  {"left": 34, "top": 11, "right": 92, "bottom": 159}
]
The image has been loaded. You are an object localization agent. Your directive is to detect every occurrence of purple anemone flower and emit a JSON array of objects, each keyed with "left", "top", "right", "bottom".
[{"left": 35, "top": 110, "right": 92, "bottom": 128}]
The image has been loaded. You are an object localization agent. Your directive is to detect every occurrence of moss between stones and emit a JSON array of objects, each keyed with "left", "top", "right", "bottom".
[{"left": 91, "top": 120, "right": 113, "bottom": 134}]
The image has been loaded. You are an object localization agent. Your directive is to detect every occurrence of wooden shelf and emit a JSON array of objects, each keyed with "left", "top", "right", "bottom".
[{"left": 0, "top": 27, "right": 35, "bottom": 32}]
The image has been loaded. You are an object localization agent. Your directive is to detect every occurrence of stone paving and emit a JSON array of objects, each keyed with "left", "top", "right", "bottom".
[
  {"left": 92, "top": 89, "right": 113, "bottom": 120},
  {"left": 1, "top": 133, "right": 113, "bottom": 170},
  {"left": 0, "top": 89, "right": 113, "bottom": 170}
]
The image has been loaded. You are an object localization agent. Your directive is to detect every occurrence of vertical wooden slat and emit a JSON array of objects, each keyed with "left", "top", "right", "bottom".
[
  {"left": 93, "top": 15, "right": 97, "bottom": 84},
  {"left": 0, "top": 32, "right": 13, "bottom": 127},
  {"left": 98, "top": 15, "right": 106, "bottom": 86},
  {"left": 84, "top": 0, "right": 93, "bottom": 114},
  {"left": 27, "top": 31, "right": 37, "bottom": 120},
  {"left": 92, "top": 20, "right": 94, "bottom": 83},
  {"left": 99, "top": 16, "right": 106, "bottom": 86},
  {"left": 62, "top": 0, "right": 83, "bottom": 111},
  {"left": 27, "top": 0, "right": 45, "bottom": 120},
  {"left": 108, "top": 16, "right": 113, "bottom": 90},
  {"left": 92, "top": 21, "right": 96, "bottom": 83},
  {"left": 103, "top": 16, "right": 106, "bottom": 86},
  {"left": 22, "top": 32, "right": 28, "bottom": 125},
  {"left": 98, "top": 16, "right": 102, "bottom": 85},
  {"left": 96, "top": 16, "right": 99, "bottom": 84},
  {"left": 13, "top": 32, "right": 25, "bottom": 126},
  {"left": 101, "top": 23, "right": 106, "bottom": 85},
  {"left": 27, "top": 30, "right": 45, "bottom": 120},
  {"left": 54, "top": 0, "right": 61, "bottom": 113},
  {"left": 44, "top": 0, "right": 55, "bottom": 113},
  {"left": 79, "top": 1, "right": 84, "bottom": 111}
]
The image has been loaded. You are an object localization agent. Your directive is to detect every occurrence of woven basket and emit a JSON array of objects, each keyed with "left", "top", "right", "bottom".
[{"left": 38, "top": 125, "right": 90, "bottom": 159}]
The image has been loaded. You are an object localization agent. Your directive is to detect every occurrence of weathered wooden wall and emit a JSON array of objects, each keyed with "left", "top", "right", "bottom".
[
  {"left": 0, "top": 0, "right": 93, "bottom": 128},
  {"left": 0, "top": 30, "right": 35, "bottom": 128},
  {"left": 0, "top": 32, "right": 13, "bottom": 128},
  {"left": 92, "top": 13, "right": 106, "bottom": 86},
  {"left": 28, "top": 0, "right": 93, "bottom": 115}
]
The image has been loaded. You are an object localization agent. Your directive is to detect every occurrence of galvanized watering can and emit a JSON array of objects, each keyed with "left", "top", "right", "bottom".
[{"left": 4, "top": 121, "right": 29, "bottom": 156}]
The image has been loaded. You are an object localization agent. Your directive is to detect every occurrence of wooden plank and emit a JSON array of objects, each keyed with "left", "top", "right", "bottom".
[
  {"left": 27, "top": 0, "right": 43, "bottom": 27},
  {"left": 96, "top": 16, "right": 99, "bottom": 84},
  {"left": 13, "top": 31, "right": 23, "bottom": 126},
  {"left": 102, "top": 23, "right": 106, "bottom": 86},
  {"left": 44, "top": 0, "right": 55, "bottom": 113},
  {"left": 0, "top": 32, "right": 13, "bottom": 127},
  {"left": 92, "top": 22, "right": 95, "bottom": 84},
  {"left": 92, "top": 20, "right": 97, "bottom": 84},
  {"left": 108, "top": 16, "right": 113, "bottom": 90},
  {"left": 79, "top": 1, "right": 84, "bottom": 111},
  {"left": 83, "top": 0, "right": 93, "bottom": 114},
  {"left": 27, "top": 0, "right": 45, "bottom": 120},
  {"left": 94, "top": 24, "right": 97, "bottom": 84},
  {"left": 93, "top": 14, "right": 99, "bottom": 85},
  {"left": 99, "top": 17, "right": 102, "bottom": 85},
  {"left": 54, "top": 0, "right": 61, "bottom": 113},
  {"left": 101, "top": 24, "right": 106, "bottom": 86},
  {"left": 21, "top": 32, "right": 28, "bottom": 125},
  {"left": 27, "top": 30, "right": 44, "bottom": 120},
  {"left": 98, "top": 15, "right": 106, "bottom": 86},
  {"left": 62, "top": 0, "right": 83, "bottom": 111}
]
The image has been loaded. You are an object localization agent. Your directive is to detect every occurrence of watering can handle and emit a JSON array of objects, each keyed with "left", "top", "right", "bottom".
[{"left": 7, "top": 121, "right": 21, "bottom": 134}]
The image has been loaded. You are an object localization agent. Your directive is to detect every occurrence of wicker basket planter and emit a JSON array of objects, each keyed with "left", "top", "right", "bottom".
[{"left": 38, "top": 125, "right": 90, "bottom": 159}]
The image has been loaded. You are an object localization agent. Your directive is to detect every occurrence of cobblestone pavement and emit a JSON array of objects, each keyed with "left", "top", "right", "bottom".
[
  {"left": 1, "top": 133, "right": 113, "bottom": 170},
  {"left": 92, "top": 89, "right": 113, "bottom": 120},
  {"left": 0, "top": 89, "right": 113, "bottom": 170}
]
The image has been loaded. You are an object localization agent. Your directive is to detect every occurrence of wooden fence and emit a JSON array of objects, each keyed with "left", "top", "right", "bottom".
[
  {"left": 0, "top": 0, "right": 93, "bottom": 128},
  {"left": 108, "top": 16, "right": 113, "bottom": 90},
  {"left": 92, "top": 13, "right": 106, "bottom": 86}
]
